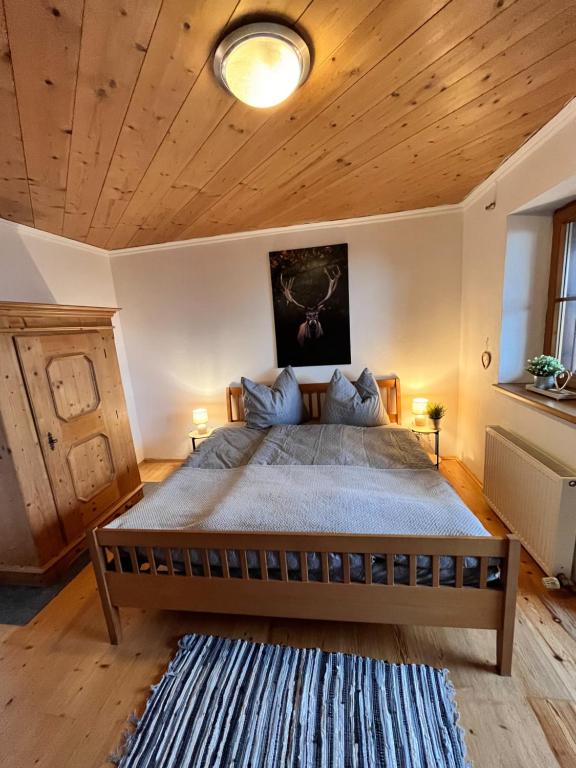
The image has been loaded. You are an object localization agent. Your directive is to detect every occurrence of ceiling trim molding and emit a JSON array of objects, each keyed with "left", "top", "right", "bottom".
[
  {"left": 108, "top": 204, "right": 461, "bottom": 256},
  {"left": 462, "top": 97, "right": 576, "bottom": 210},
  {"left": 0, "top": 217, "right": 109, "bottom": 256}
]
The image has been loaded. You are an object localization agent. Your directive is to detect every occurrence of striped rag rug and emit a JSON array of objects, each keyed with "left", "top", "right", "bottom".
[{"left": 113, "top": 634, "right": 470, "bottom": 768}]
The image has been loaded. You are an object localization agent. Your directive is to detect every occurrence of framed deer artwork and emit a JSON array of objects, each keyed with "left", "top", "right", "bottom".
[{"left": 269, "top": 243, "right": 351, "bottom": 367}]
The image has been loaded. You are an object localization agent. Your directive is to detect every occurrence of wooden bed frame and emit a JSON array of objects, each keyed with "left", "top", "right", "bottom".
[
  {"left": 88, "top": 377, "right": 520, "bottom": 675},
  {"left": 226, "top": 376, "right": 402, "bottom": 423}
]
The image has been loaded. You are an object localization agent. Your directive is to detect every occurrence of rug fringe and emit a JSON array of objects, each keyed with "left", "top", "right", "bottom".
[
  {"left": 107, "top": 647, "right": 183, "bottom": 765},
  {"left": 443, "top": 668, "right": 473, "bottom": 768},
  {"left": 107, "top": 711, "right": 140, "bottom": 766}
]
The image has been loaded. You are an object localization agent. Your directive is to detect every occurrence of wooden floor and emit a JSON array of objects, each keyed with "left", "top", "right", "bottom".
[
  {"left": 139, "top": 458, "right": 183, "bottom": 483},
  {"left": 1, "top": 459, "right": 575, "bottom": 767}
]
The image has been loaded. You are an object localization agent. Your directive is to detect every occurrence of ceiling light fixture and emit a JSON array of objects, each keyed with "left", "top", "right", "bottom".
[{"left": 213, "top": 22, "right": 310, "bottom": 109}]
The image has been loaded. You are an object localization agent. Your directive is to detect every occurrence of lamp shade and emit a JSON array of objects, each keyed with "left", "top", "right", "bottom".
[
  {"left": 411, "top": 398, "right": 428, "bottom": 416},
  {"left": 192, "top": 408, "right": 208, "bottom": 426},
  {"left": 412, "top": 397, "right": 428, "bottom": 427},
  {"left": 213, "top": 23, "right": 310, "bottom": 108}
]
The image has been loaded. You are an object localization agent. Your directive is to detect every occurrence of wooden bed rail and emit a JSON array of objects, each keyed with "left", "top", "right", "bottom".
[
  {"left": 88, "top": 528, "right": 520, "bottom": 675},
  {"left": 94, "top": 528, "right": 511, "bottom": 554}
]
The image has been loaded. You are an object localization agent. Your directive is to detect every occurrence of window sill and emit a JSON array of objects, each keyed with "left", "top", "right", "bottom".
[{"left": 494, "top": 383, "right": 576, "bottom": 426}]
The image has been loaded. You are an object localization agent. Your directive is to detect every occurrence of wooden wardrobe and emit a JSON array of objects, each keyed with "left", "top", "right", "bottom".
[{"left": 0, "top": 302, "right": 142, "bottom": 584}]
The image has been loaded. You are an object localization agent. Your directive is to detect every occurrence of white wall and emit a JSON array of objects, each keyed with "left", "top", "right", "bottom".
[
  {"left": 111, "top": 210, "right": 463, "bottom": 458},
  {"left": 0, "top": 221, "right": 143, "bottom": 460},
  {"left": 499, "top": 213, "right": 552, "bottom": 382},
  {"left": 458, "top": 104, "right": 576, "bottom": 480}
]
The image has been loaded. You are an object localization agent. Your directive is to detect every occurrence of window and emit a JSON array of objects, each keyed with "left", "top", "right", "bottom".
[{"left": 545, "top": 200, "right": 576, "bottom": 383}]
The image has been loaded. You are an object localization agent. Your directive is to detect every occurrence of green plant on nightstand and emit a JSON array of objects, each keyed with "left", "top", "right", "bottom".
[{"left": 427, "top": 402, "right": 446, "bottom": 429}]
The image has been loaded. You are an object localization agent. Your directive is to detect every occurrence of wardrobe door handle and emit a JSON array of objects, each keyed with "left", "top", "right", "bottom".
[{"left": 47, "top": 432, "right": 58, "bottom": 450}]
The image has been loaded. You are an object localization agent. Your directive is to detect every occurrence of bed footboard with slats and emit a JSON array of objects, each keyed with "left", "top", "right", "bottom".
[{"left": 88, "top": 529, "right": 520, "bottom": 675}]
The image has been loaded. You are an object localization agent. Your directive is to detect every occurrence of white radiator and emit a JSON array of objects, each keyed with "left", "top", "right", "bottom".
[{"left": 484, "top": 426, "right": 576, "bottom": 579}]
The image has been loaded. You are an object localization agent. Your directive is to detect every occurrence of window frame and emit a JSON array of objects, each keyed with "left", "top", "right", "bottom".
[{"left": 544, "top": 199, "right": 576, "bottom": 387}]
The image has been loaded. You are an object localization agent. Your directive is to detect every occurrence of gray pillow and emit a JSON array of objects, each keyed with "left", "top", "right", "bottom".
[
  {"left": 242, "top": 367, "right": 308, "bottom": 429},
  {"left": 321, "top": 368, "right": 390, "bottom": 426}
]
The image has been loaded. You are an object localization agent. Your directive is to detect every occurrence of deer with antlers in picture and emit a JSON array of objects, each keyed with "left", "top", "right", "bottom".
[{"left": 280, "top": 265, "right": 342, "bottom": 347}]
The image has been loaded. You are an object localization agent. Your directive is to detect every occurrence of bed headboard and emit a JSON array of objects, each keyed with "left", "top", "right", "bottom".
[{"left": 226, "top": 376, "right": 401, "bottom": 424}]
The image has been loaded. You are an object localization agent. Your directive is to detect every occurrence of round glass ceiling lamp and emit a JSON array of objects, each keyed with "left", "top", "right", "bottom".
[{"left": 214, "top": 22, "right": 310, "bottom": 109}]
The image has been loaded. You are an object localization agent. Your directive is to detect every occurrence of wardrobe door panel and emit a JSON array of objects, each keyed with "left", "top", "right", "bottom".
[
  {"left": 16, "top": 332, "right": 122, "bottom": 539},
  {"left": 0, "top": 334, "right": 63, "bottom": 565},
  {"left": 96, "top": 329, "right": 141, "bottom": 498},
  {"left": 46, "top": 353, "right": 100, "bottom": 420}
]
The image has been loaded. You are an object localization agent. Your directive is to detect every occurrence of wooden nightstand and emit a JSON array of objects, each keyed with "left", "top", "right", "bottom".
[
  {"left": 411, "top": 426, "right": 440, "bottom": 469},
  {"left": 188, "top": 428, "right": 214, "bottom": 451}
]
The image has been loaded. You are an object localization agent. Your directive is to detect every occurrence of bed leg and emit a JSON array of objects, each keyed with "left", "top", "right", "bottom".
[
  {"left": 87, "top": 528, "right": 123, "bottom": 644},
  {"left": 496, "top": 535, "right": 521, "bottom": 676}
]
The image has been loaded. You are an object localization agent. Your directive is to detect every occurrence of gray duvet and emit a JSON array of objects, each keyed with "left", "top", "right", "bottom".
[
  {"left": 109, "top": 424, "right": 497, "bottom": 586},
  {"left": 182, "top": 423, "right": 434, "bottom": 470}
]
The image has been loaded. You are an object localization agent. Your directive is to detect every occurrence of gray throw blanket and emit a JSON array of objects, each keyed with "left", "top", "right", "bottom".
[{"left": 111, "top": 464, "right": 488, "bottom": 539}]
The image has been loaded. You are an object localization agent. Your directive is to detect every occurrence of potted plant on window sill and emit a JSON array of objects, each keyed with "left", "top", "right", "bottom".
[
  {"left": 427, "top": 402, "right": 446, "bottom": 430},
  {"left": 525, "top": 355, "right": 565, "bottom": 389}
]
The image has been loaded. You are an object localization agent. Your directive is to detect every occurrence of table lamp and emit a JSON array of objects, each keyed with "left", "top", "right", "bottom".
[
  {"left": 412, "top": 398, "right": 428, "bottom": 427},
  {"left": 192, "top": 407, "right": 209, "bottom": 435}
]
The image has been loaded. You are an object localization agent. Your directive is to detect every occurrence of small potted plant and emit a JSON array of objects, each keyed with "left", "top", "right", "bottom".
[
  {"left": 427, "top": 402, "right": 446, "bottom": 429},
  {"left": 525, "top": 355, "right": 565, "bottom": 389}
]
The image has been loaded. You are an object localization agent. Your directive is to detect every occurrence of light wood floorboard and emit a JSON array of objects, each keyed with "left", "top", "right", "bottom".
[
  {"left": 138, "top": 458, "right": 183, "bottom": 483},
  {"left": 1, "top": 458, "right": 574, "bottom": 767}
]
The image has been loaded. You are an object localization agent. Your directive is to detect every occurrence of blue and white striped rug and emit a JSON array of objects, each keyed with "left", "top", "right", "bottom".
[{"left": 113, "top": 634, "right": 470, "bottom": 768}]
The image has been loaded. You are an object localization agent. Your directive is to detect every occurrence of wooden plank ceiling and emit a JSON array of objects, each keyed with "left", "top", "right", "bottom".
[{"left": 1, "top": 0, "right": 575, "bottom": 250}]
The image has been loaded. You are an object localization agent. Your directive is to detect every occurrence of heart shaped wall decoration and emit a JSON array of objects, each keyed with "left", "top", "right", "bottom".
[{"left": 481, "top": 338, "right": 492, "bottom": 370}]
